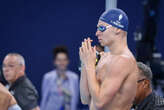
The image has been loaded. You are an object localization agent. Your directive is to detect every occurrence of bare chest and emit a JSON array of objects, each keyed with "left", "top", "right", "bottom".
[{"left": 96, "top": 55, "right": 111, "bottom": 83}]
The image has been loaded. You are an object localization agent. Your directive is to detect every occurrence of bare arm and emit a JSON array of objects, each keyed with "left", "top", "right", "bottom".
[
  {"left": 80, "top": 64, "right": 91, "bottom": 105},
  {"left": 85, "top": 57, "right": 132, "bottom": 110},
  {"left": 0, "top": 83, "right": 20, "bottom": 110}
]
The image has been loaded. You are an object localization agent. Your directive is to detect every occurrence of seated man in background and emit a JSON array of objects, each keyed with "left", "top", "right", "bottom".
[
  {"left": 0, "top": 82, "right": 22, "bottom": 110},
  {"left": 40, "top": 46, "right": 79, "bottom": 110},
  {"left": 132, "top": 62, "right": 164, "bottom": 110},
  {"left": 2, "top": 53, "right": 40, "bottom": 110}
]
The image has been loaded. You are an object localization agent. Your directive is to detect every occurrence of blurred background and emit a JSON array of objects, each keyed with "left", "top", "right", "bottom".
[{"left": 0, "top": 0, "right": 164, "bottom": 109}]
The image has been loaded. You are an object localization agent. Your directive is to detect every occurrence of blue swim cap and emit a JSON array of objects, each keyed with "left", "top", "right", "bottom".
[{"left": 99, "top": 8, "right": 129, "bottom": 32}]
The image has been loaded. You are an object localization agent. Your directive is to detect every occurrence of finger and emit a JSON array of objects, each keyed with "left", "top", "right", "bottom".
[
  {"left": 79, "top": 47, "right": 83, "bottom": 58},
  {"left": 81, "top": 41, "right": 84, "bottom": 47},
  {"left": 79, "top": 42, "right": 84, "bottom": 52},
  {"left": 87, "top": 37, "right": 92, "bottom": 50},
  {"left": 93, "top": 46, "right": 96, "bottom": 53},
  {"left": 88, "top": 37, "right": 93, "bottom": 42},
  {"left": 79, "top": 48, "right": 82, "bottom": 58},
  {"left": 82, "top": 41, "right": 85, "bottom": 49},
  {"left": 79, "top": 47, "right": 82, "bottom": 53},
  {"left": 83, "top": 38, "right": 88, "bottom": 51},
  {"left": 91, "top": 46, "right": 95, "bottom": 53}
]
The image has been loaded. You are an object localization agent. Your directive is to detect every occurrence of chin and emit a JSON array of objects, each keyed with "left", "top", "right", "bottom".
[
  {"left": 5, "top": 78, "right": 11, "bottom": 82},
  {"left": 99, "top": 42, "right": 105, "bottom": 46},
  {"left": 4, "top": 76, "right": 9, "bottom": 80}
]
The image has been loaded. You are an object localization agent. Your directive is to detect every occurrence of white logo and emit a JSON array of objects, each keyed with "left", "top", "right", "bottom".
[{"left": 119, "top": 14, "right": 123, "bottom": 21}]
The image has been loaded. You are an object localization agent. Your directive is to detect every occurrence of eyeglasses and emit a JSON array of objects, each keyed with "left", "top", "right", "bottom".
[
  {"left": 97, "top": 25, "right": 110, "bottom": 32},
  {"left": 137, "top": 79, "right": 146, "bottom": 83}
]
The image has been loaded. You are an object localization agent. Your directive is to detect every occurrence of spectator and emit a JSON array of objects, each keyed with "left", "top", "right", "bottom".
[
  {"left": 40, "top": 46, "right": 79, "bottom": 110},
  {"left": 2, "top": 53, "right": 40, "bottom": 110},
  {"left": 132, "top": 62, "right": 164, "bottom": 110}
]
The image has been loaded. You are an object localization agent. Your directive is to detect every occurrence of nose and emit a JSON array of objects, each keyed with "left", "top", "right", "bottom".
[
  {"left": 95, "top": 30, "right": 101, "bottom": 37},
  {"left": 2, "top": 66, "right": 9, "bottom": 73}
]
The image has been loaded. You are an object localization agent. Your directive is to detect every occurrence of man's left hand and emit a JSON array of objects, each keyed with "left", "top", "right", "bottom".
[{"left": 79, "top": 37, "right": 96, "bottom": 67}]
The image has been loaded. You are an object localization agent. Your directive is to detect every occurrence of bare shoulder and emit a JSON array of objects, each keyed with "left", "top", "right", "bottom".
[
  {"left": 0, "top": 83, "right": 10, "bottom": 103},
  {"left": 105, "top": 53, "right": 136, "bottom": 74},
  {"left": 0, "top": 83, "right": 12, "bottom": 98},
  {"left": 0, "top": 83, "right": 17, "bottom": 106},
  {"left": 0, "top": 83, "right": 8, "bottom": 94},
  {"left": 109, "top": 53, "right": 134, "bottom": 65}
]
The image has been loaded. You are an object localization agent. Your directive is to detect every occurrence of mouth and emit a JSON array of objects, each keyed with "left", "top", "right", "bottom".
[
  {"left": 4, "top": 74, "right": 8, "bottom": 77},
  {"left": 98, "top": 39, "right": 102, "bottom": 42},
  {"left": 3, "top": 72, "right": 10, "bottom": 77}
]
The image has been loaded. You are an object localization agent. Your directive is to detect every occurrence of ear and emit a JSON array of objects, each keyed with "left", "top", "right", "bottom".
[
  {"left": 111, "top": 26, "right": 121, "bottom": 35},
  {"left": 21, "top": 65, "right": 25, "bottom": 73},
  {"left": 115, "top": 28, "right": 121, "bottom": 35},
  {"left": 143, "top": 80, "right": 150, "bottom": 88}
]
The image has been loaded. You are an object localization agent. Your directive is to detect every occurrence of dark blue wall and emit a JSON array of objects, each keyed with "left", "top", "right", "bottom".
[
  {"left": 0, "top": 0, "right": 105, "bottom": 102},
  {"left": 0, "top": 0, "right": 163, "bottom": 104},
  {"left": 118, "top": 0, "right": 164, "bottom": 55}
]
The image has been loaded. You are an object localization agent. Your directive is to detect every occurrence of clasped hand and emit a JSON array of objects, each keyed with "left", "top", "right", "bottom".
[{"left": 79, "top": 38, "right": 96, "bottom": 67}]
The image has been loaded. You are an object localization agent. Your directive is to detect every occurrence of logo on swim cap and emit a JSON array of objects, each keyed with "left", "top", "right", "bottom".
[
  {"left": 99, "top": 8, "right": 129, "bottom": 32},
  {"left": 119, "top": 14, "right": 123, "bottom": 21}
]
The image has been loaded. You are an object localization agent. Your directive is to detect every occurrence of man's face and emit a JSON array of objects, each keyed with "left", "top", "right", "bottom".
[
  {"left": 135, "top": 71, "right": 150, "bottom": 104},
  {"left": 135, "top": 79, "right": 146, "bottom": 103},
  {"left": 96, "top": 20, "right": 116, "bottom": 47},
  {"left": 54, "top": 53, "right": 69, "bottom": 71},
  {"left": 2, "top": 56, "right": 24, "bottom": 83}
]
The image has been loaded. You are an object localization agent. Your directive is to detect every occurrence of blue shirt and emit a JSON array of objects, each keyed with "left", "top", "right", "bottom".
[{"left": 40, "top": 70, "right": 79, "bottom": 110}]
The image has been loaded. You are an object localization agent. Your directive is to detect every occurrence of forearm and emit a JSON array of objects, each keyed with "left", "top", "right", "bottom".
[
  {"left": 80, "top": 65, "right": 91, "bottom": 104},
  {"left": 85, "top": 64, "right": 101, "bottom": 104},
  {"left": 86, "top": 64, "right": 123, "bottom": 109}
]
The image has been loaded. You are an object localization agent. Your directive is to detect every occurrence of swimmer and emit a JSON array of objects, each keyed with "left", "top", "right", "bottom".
[{"left": 79, "top": 8, "right": 138, "bottom": 110}]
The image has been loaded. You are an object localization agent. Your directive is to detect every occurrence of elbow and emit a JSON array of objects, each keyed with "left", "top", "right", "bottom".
[
  {"left": 81, "top": 100, "right": 88, "bottom": 105},
  {"left": 80, "top": 90, "right": 91, "bottom": 105},
  {"left": 80, "top": 96, "right": 90, "bottom": 105},
  {"left": 94, "top": 102, "right": 106, "bottom": 110},
  {"left": 94, "top": 96, "right": 113, "bottom": 110},
  {"left": 95, "top": 89, "right": 118, "bottom": 109}
]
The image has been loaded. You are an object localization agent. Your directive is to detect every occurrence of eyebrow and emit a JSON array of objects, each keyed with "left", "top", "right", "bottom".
[{"left": 97, "top": 23, "right": 104, "bottom": 27}]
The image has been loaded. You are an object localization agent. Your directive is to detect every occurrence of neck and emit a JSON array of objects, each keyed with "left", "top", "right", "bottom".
[
  {"left": 136, "top": 88, "right": 152, "bottom": 105},
  {"left": 9, "top": 73, "right": 25, "bottom": 84},
  {"left": 56, "top": 69, "right": 66, "bottom": 78},
  {"left": 107, "top": 35, "right": 128, "bottom": 55}
]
